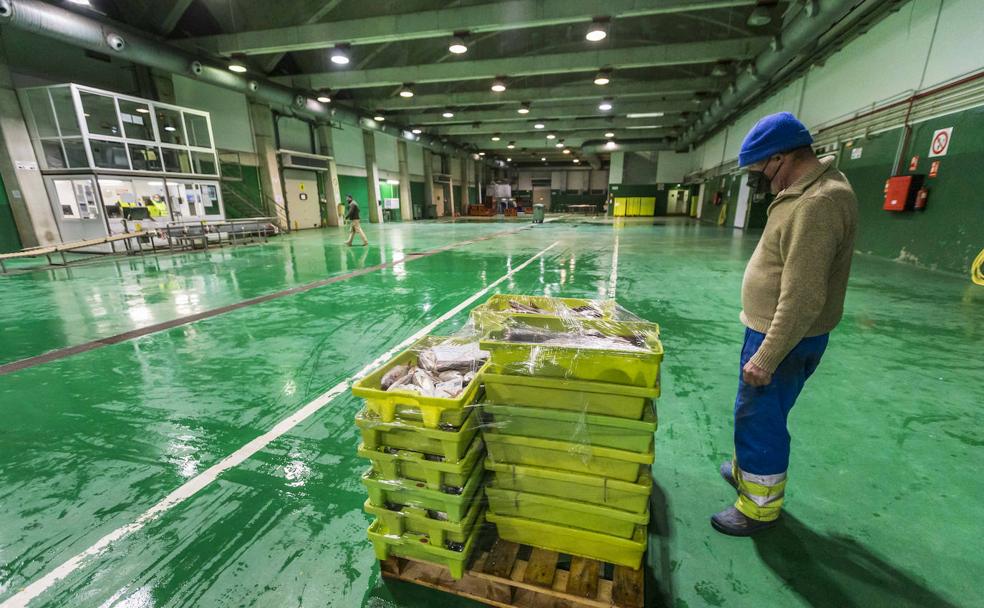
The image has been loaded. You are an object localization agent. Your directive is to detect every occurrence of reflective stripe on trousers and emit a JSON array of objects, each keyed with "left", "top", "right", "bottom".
[{"left": 732, "top": 328, "right": 828, "bottom": 521}]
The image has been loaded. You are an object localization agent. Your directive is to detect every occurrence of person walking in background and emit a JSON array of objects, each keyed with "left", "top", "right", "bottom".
[
  {"left": 713, "top": 112, "right": 858, "bottom": 536},
  {"left": 344, "top": 194, "right": 368, "bottom": 247}
]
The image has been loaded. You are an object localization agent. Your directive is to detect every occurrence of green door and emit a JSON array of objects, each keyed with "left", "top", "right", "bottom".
[{"left": 0, "top": 173, "right": 23, "bottom": 253}]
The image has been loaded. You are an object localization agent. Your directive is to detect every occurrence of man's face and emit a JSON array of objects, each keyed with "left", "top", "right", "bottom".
[
  {"left": 746, "top": 154, "right": 783, "bottom": 195},
  {"left": 347, "top": 197, "right": 353, "bottom": 203}
]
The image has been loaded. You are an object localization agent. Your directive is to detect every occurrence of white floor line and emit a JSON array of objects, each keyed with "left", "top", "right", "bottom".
[
  {"left": 608, "top": 232, "right": 620, "bottom": 300},
  {"left": 2, "top": 241, "right": 561, "bottom": 608}
]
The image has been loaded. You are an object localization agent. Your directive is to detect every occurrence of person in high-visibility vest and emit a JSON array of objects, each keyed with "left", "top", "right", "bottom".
[{"left": 713, "top": 112, "right": 858, "bottom": 535}]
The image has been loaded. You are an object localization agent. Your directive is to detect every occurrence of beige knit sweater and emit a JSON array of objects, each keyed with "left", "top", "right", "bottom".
[{"left": 740, "top": 157, "right": 858, "bottom": 372}]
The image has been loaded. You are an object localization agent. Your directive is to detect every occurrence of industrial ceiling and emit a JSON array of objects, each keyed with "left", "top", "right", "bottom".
[{"left": 12, "top": 0, "right": 901, "bottom": 167}]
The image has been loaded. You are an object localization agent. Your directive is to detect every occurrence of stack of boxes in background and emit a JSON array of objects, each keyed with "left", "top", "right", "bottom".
[
  {"left": 353, "top": 336, "right": 489, "bottom": 580},
  {"left": 471, "top": 295, "right": 662, "bottom": 570}
]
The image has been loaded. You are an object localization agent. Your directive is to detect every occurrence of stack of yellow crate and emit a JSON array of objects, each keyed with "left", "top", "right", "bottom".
[
  {"left": 471, "top": 295, "right": 661, "bottom": 570},
  {"left": 353, "top": 336, "right": 489, "bottom": 580}
]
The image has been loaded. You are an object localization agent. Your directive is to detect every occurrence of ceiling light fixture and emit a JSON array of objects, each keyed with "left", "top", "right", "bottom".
[
  {"left": 573, "top": 158, "right": 580, "bottom": 163},
  {"left": 517, "top": 102, "right": 531, "bottom": 114},
  {"left": 330, "top": 44, "right": 351, "bottom": 65},
  {"left": 555, "top": 141, "right": 563, "bottom": 148},
  {"left": 506, "top": 157, "right": 512, "bottom": 162},
  {"left": 164, "top": 126, "right": 177, "bottom": 132},
  {"left": 479, "top": 152, "right": 486, "bottom": 156},
  {"left": 598, "top": 98, "right": 613, "bottom": 111},
  {"left": 374, "top": 114, "right": 386, "bottom": 122},
  {"left": 605, "top": 140, "right": 617, "bottom": 150},
  {"left": 546, "top": 133, "right": 556, "bottom": 140},
  {"left": 586, "top": 18, "right": 610, "bottom": 42},
  {"left": 412, "top": 128, "right": 422, "bottom": 134},
  {"left": 316, "top": 89, "right": 332, "bottom": 103},
  {"left": 563, "top": 148, "right": 571, "bottom": 154},
  {"left": 626, "top": 112, "right": 665, "bottom": 118},
  {"left": 135, "top": 107, "right": 149, "bottom": 114},
  {"left": 507, "top": 141, "right": 516, "bottom": 149},
  {"left": 491, "top": 77, "right": 507, "bottom": 93},
  {"left": 541, "top": 157, "right": 547, "bottom": 161},
  {"left": 604, "top": 131, "right": 615, "bottom": 138},
  {"left": 626, "top": 125, "right": 662, "bottom": 129},
  {"left": 594, "top": 70, "right": 611, "bottom": 86},
  {"left": 533, "top": 122, "right": 545, "bottom": 129},
  {"left": 398, "top": 83, "right": 415, "bottom": 98},
  {"left": 228, "top": 54, "right": 248, "bottom": 73},
  {"left": 449, "top": 32, "right": 469, "bottom": 54},
  {"left": 491, "top": 134, "right": 501, "bottom": 141},
  {"left": 442, "top": 110, "right": 455, "bottom": 118}
]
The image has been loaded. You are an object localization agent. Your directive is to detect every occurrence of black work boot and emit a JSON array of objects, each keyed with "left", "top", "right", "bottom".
[
  {"left": 720, "top": 461, "right": 738, "bottom": 491},
  {"left": 710, "top": 506, "right": 778, "bottom": 536}
]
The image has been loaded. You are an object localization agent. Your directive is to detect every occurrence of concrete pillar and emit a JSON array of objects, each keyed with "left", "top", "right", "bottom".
[
  {"left": 0, "top": 54, "right": 59, "bottom": 247},
  {"left": 249, "top": 102, "right": 288, "bottom": 230},
  {"left": 607, "top": 151, "right": 625, "bottom": 217},
  {"left": 446, "top": 155, "right": 456, "bottom": 218},
  {"left": 459, "top": 155, "right": 471, "bottom": 216},
  {"left": 315, "top": 123, "right": 342, "bottom": 227},
  {"left": 422, "top": 148, "right": 436, "bottom": 219},
  {"left": 361, "top": 130, "right": 383, "bottom": 224},
  {"left": 396, "top": 140, "right": 413, "bottom": 221}
]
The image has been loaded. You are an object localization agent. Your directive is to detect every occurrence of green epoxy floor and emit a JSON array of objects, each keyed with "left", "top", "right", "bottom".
[{"left": 0, "top": 218, "right": 980, "bottom": 607}]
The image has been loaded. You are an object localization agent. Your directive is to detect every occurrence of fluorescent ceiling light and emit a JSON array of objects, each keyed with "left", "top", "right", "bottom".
[
  {"left": 533, "top": 123, "right": 545, "bottom": 129},
  {"left": 604, "top": 131, "right": 615, "bottom": 138},
  {"left": 586, "top": 19, "right": 609, "bottom": 42},
  {"left": 442, "top": 111, "right": 455, "bottom": 118},
  {"left": 330, "top": 45, "right": 350, "bottom": 65},
  {"left": 626, "top": 112, "right": 665, "bottom": 118},
  {"left": 449, "top": 34, "right": 468, "bottom": 54},
  {"left": 626, "top": 125, "right": 661, "bottom": 129}
]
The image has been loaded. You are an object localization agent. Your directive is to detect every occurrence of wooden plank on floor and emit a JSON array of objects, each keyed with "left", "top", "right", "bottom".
[
  {"left": 484, "top": 539, "right": 521, "bottom": 578},
  {"left": 565, "top": 557, "right": 600, "bottom": 599},
  {"left": 612, "top": 565, "right": 645, "bottom": 608},
  {"left": 524, "top": 548, "right": 560, "bottom": 587}
]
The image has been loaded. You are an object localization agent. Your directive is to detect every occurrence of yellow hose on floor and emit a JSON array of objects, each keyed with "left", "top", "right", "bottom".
[{"left": 973, "top": 248, "right": 984, "bottom": 286}]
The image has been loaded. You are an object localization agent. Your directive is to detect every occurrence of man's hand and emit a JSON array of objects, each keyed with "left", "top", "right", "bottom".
[{"left": 742, "top": 361, "right": 773, "bottom": 387}]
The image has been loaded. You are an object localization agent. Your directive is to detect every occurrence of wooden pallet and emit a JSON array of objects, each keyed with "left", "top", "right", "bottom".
[{"left": 380, "top": 537, "right": 645, "bottom": 608}]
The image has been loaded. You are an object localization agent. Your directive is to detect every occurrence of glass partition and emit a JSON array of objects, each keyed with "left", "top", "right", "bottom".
[{"left": 19, "top": 83, "right": 219, "bottom": 177}]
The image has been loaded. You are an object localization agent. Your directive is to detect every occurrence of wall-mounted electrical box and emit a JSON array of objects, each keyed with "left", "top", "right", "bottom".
[{"left": 883, "top": 175, "right": 925, "bottom": 212}]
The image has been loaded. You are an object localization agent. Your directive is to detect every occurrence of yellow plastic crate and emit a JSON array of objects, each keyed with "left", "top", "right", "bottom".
[
  {"left": 485, "top": 461, "right": 652, "bottom": 514},
  {"left": 485, "top": 486, "right": 648, "bottom": 539},
  {"left": 357, "top": 437, "right": 485, "bottom": 491},
  {"left": 361, "top": 456, "right": 485, "bottom": 522},
  {"left": 486, "top": 511, "right": 647, "bottom": 569},
  {"left": 480, "top": 402, "right": 656, "bottom": 453},
  {"left": 479, "top": 326, "right": 662, "bottom": 388},
  {"left": 368, "top": 516, "right": 483, "bottom": 580},
  {"left": 355, "top": 407, "right": 480, "bottom": 463},
  {"left": 364, "top": 496, "right": 484, "bottom": 549},
  {"left": 484, "top": 433, "right": 653, "bottom": 482},
  {"left": 352, "top": 335, "right": 488, "bottom": 429},
  {"left": 482, "top": 368, "right": 659, "bottom": 419}
]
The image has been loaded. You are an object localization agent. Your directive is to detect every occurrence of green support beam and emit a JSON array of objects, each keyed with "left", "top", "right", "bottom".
[
  {"left": 430, "top": 118, "right": 683, "bottom": 136},
  {"left": 364, "top": 78, "right": 720, "bottom": 112},
  {"left": 283, "top": 38, "right": 767, "bottom": 89},
  {"left": 404, "top": 100, "right": 696, "bottom": 126},
  {"left": 179, "top": 0, "right": 758, "bottom": 56}
]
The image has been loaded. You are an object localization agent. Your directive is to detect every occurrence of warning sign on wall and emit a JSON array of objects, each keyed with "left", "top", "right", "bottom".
[{"left": 929, "top": 127, "right": 953, "bottom": 158}]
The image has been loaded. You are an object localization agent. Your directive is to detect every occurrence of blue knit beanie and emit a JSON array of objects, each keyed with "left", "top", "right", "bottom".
[{"left": 738, "top": 112, "right": 814, "bottom": 167}]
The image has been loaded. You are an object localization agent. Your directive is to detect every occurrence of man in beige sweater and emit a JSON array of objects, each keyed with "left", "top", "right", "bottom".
[{"left": 712, "top": 112, "right": 858, "bottom": 536}]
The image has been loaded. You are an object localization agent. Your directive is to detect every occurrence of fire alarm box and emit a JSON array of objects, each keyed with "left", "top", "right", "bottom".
[{"left": 883, "top": 175, "right": 925, "bottom": 212}]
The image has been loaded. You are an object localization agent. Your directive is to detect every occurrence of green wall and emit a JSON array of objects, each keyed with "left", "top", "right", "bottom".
[
  {"left": 219, "top": 163, "right": 266, "bottom": 219},
  {"left": 838, "top": 107, "right": 984, "bottom": 275},
  {"left": 337, "top": 174, "right": 369, "bottom": 217},
  {"left": 0, "top": 172, "right": 22, "bottom": 253}
]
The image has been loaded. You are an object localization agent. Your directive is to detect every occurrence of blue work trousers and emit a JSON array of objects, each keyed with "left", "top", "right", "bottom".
[{"left": 734, "top": 328, "right": 829, "bottom": 476}]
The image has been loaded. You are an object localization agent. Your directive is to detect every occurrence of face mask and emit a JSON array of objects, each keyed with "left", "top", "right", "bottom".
[{"left": 746, "top": 170, "right": 769, "bottom": 194}]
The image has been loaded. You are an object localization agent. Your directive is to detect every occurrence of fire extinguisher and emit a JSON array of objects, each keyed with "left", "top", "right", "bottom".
[
  {"left": 915, "top": 186, "right": 929, "bottom": 210},
  {"left": 713, "top": 191, "right": 723, "bottom": 206}
]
